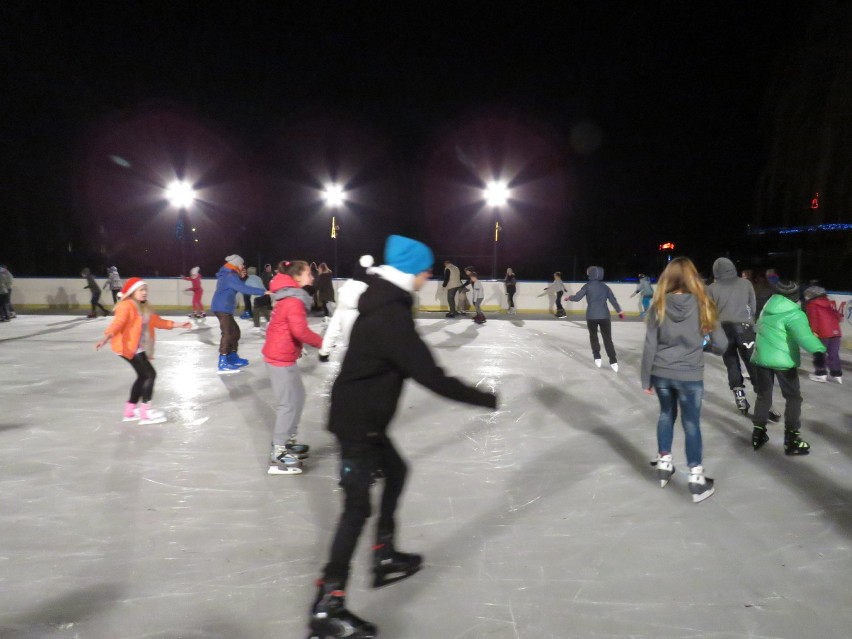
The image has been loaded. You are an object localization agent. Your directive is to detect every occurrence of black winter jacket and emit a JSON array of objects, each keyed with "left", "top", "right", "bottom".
[{"left": 328, "top": 275, "right": 497, "bottom": 441}]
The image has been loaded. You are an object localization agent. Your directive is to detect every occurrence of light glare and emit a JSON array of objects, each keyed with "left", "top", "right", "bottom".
[
  {"left": 165, "top": 180, "right": 196, "bottom": 209},
  {"left": 322, "top": 183, "right": 346, "bottom": 208},
  {"left": 484, "top": 180, "right": 510, "bottom": 208}
]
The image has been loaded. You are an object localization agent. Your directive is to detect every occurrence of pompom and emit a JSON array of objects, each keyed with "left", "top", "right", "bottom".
[{"left": 359, "top": 255, "right": 375, "bottom": 268}]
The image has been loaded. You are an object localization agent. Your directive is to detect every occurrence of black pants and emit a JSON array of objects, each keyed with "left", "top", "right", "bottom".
[
  {"left": 587, "top": 319, "right": 617, "bottom": 363},
  {"left": 506, "top": 285, "right": 516, "bottom": 309},
  {"left": 242, "top": 293, "right": 252, "bottom": 316},
  {"left": 0, "top": 293, "right": 9, "bottom": 320},
  {"left": 446, "top": 286, "right": 461, "bottom": 314},
  {"left": 215, "top": 312, "right": 241, "bottom": 355},
  {"left": 753, "top": 366, "right": 802, "bottom": 429},
  {"left": 110, "top": 289, "right": 119, "bottom": 304},
  {"left": 555, "top": 292, "right": 564, "bottom": 312},
  {"left": 123, "top": 353, "right": 156, "bottom": 403},
  {"left": 90, "top": 292, "right": 109, "bottom": 316},
  {"left": 721, "top": 322, "right": 756, "bottom": 389},
  {"left": 323, "top": 436, "right": 408, "bottom": 585}
]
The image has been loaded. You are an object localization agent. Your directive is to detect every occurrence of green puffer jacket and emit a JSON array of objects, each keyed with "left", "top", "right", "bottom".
[{"left": 752, "top": 294, "right": 826, "bottom": 370}]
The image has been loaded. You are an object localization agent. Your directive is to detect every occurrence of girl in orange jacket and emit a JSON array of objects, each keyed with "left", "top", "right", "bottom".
[{"left": 95, "top": 278, "right": 192, "bottom": 424}]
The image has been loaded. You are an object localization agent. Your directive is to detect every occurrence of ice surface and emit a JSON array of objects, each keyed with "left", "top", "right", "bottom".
[{"left": 0, "top": 314, "right": 850, "bottom": 638}]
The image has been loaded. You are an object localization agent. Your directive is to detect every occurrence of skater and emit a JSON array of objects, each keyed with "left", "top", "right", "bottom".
[
  {"left": 316, "top": 262, "right": 336, "bottom": 319},
  {"left": 545, "top": 271, "right": 567, "bottom": 317},
  {"left": 640, "top": 256, "right": 727, "bottom": 503},
  {"left": 308, "top": 235, "right": 498, "bottom": 638},
  {"left": 804, "top": 286, "right": 843, "bottom": 384},
  {"left": 470, "top": 270, "right": 486, "bottom": 323},
  {"left": 182, "top": 266, "right": 205, "bottom": 318},
  {"left": 750, "top": 280, "right": 826, "bottom": 455},
  {"left": 505, "top": 267, "right": 517, "bottom": 313},
  {"left": 707, "top": 257, "right": 760, "bottom": 416},
  {"left": 103, "top": 266, "right": 122, "bottom": 304},
  {"left": 441, "top": 259, "right": 462, "bottom": 317},
  {"left": 630, "top": 273, "right": 654, "bottom": 318},
  {"left": 0, "top": 265, "right": 10, "bottom": 322},
  {"left": 318, "top": 255, "right": 374, "bottom": 362},
  {"left": 82, "top": 268, "right": 110, "bottom": 317},
  {"left": 94, "top": 278, "right": 192, "bottom": 424},
  {"left": 457, "top": 265, "right": 474, "bottom": 315},
  {"left": 239, "top": 264, "right": 254, "bottom": 320},
  {"left": 566, "top": 266, "right": 624, "bottom": 371},
  {"left": 262, "top": 260, "right": 324, "bottom": 475},
  {"left": 244, "top": 267, "right": 268, "bottom": 329},
  {"left": 210, "top": 255, "right": 266, "bottom": 374}
]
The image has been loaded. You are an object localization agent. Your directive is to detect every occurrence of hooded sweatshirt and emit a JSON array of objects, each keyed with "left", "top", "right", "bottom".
[
  {"left": 328, "top": 265, "right": 497, "bottom": 442},
  {"left": 210, "top": 264, "right": 265, "bottom": 314},
  {"left": 568, "top": 266, "right": 622, "bottom": 320},
  {"left": 640, "top": 293, "right": 727, "bottom": 389},
  {"left": 752, "top": 294, "right": 826, "bottom": 370},
  {"left": 707, "top": 258, "right": 756, "bottom": 324},
  {"left": 262, "top": 273, "right": 322, "bottom": 366}
]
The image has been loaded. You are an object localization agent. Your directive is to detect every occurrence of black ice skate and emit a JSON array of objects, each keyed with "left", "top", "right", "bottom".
[
  {"left": 688, "top": 466, "right": 715, "bottom": 503},
  {"left": 784, "top": 429, "right": 810, "bottom": 456},
  {"left": 372, "top": 534, "right": 422, "bottom": 588},
  {"left": 307, "top": 580, "right": 377, "bottom": 639},
  {"left": 752, "top": 425, "right": 769, "bottom": 451},
  {"left": 286, "top": 437, "right": 310, "bottom": 460},
  {"left": 651, "top": 454, "right": 675, "bottom": 488},
  {"left": 732, "top": 387, "right": 750, "bottom": 415}
]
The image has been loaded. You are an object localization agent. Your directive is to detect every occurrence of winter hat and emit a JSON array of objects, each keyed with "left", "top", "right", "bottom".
[
  {"left": 190, "top": 266, "right": 200, "bottom": 276},
  {"left": 225, "top": 254, "right": 244, "bottom": 268},
  {"left": 118, "top": 277, "right": 146, "bottom": 299},
  {"left": 353, "top": 255, "right": 375, "bottom": 282},
  {"left": 803, "top": 285, "right": 826, "bottom": 301},
  {"left": 108, "top": 266, "right": 118, "bottom": 273},
  {"left": 774, "top": 279, "right": 799, "bottom": 301},
  {"left": 384, "top": 235, "right": 434, "bottom": 275}
]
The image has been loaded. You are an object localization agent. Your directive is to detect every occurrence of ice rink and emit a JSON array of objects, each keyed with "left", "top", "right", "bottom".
[{"left": 1, "top": 313, "right": 850, "bottom": 639}]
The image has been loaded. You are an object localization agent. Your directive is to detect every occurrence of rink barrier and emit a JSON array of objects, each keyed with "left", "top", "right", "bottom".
[{"left": 8, "top": 277, "right": 852, "bottom": 350}]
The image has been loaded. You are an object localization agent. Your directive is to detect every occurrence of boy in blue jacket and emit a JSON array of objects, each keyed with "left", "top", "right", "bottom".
[{"left": 211, "top": 255, "right": 265, "bottom": 373}]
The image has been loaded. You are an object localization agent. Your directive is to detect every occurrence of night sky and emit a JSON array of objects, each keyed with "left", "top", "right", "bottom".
[{"left": 4, "top": 2, "right": 848, "bottom": 284}]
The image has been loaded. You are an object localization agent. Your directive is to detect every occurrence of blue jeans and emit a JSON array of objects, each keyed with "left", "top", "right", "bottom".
[{"left": 652, "top": 375, "right": 704, "bottom": 468}]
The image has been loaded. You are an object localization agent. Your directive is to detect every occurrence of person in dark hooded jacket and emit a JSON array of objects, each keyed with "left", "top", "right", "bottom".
[
  {"left": 567, "top": 265, "right": 625, "bottom": 371},
  {"left": 308, "top": 235, "right": 498, "bottom": 639},
  {"left": 210, "top": 254, "right": 266, "bottom": 373}
]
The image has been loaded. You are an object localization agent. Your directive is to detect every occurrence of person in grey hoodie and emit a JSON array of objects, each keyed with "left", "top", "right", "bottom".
[
  {"left": 567, "top": 265, "right": 625, "bottom": 371},
  {"left": 641, "top": 256, "right": 727, "bottom": 504}
]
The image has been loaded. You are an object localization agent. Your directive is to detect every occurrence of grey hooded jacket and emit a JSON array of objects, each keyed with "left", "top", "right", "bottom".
[
  {"left": 707, "top": 258, "right": 756, "bottom": 324},
  {"left": 640, "top": 293, "right": 727, "bottom": 389},
  {"left": 568, "top": 266, "right": 622, "bottom": 320}
]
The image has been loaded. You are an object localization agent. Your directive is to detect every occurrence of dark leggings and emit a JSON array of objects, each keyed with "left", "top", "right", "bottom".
[
  {"left": 215, "top": 312, "right": 241, "bottom": 355},
  {"left": 587, "top": 318, "right": 617, "bottom": 363},
  {"left": 506, "top": 285, "right": 516, "bottom": 308},
  {"left": 123, "top": 353, "right": 156, "bottom": 403},
  {"left": 91, "top": 292, "right": 109, "bottom": 316},
  {"left": 323, "top": 436, "right": 408, "bottom": 585}
]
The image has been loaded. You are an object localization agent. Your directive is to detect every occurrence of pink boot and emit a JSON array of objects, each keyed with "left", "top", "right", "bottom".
[
  {"left": 122, "top": 402, "right": 139, "bottom": 422},
  {"left": 138, "top": 403, "right": 166, "bottom": 425}
]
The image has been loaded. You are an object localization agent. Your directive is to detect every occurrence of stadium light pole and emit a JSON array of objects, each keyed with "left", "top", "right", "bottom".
[
  {"left": 484, "top": 180, "right": 509, "bottom": 279},
  {"left": 322, "top": 184, "right": 345, "bottom": 275}
]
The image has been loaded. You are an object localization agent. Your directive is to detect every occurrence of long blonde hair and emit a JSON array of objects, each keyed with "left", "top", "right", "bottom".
[{"left": 650, "top": 257, "right": 716, "bottom": 333}]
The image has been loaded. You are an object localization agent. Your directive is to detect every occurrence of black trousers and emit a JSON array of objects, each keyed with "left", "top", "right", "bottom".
[
  {"left": 123, "top": 352, "right": 157, "bottom": 403},
  {"left": 446, "top": 286, "right": 461, "bottom": 314},
  {"left": 721, "top": 322, "right": 756, "bottom": 389},
  {"left": 90, "top": 291, "right": 109, "bottom": 316},
  {"left": 753, "top": 366, "right": 802, "bottom": 429},
  {"left": 215, "top": 312, "right": 241, "bottom": 355},
  {"left": 587, "top": 319, "right": 617, "bottom": 363},
  {"left": 323, "top": 436, "right": 408, "bottom": 585},
  {"left": 506, "top": 285, "right": 516, "bottom": 308}
]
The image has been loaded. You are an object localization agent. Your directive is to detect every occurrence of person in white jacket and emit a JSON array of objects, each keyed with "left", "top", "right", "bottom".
[{"left": 318, "top": 255, "right": 374, "bottom": 362}]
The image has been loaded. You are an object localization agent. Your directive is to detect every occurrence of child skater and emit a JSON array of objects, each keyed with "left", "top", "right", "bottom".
[
  {"left": 505, "top": 267, "right": 517, "bottom": 314},
  {"left": 82, "top": 268, "right": 110, "bottom": 317},
  {"left": 307, "top": 235, "right": 498, "bottom": 639},
  {"left": 544, "top": 271, "right": 567, "bottom": 317},
  {"left": 103, "top": 266, "right": 122, "bottom": 304},
  {"left": 804, "top": 286, "right": 843, "bottom": 384},
  {"left": 318, "top": 255, "right": 374, "bottom": 362},
  {"left": 640, "top": 257, "right": 727, "bottom": 504},
  {"left": 750, "top": 280, "right": 827, "bottom": 455},
  {"left": 470, "top": 270, "right": 486, "bottom": 324},
  {"left": 567, "top": 266, "right": 625, "bottom": 371},
  {"left": 182, "top": 266, "right": 205, "bottom": 318},
  {"left": 95, "top": 278, "right": 192, "bottom": 424},
  {"left": 262, "top": 260, "right": 324, "bottom": 475},
  {"left": 210, "top": 255, "right": 266, "bottom": 374}
]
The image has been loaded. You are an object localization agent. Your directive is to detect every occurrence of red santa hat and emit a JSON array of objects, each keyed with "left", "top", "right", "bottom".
[{"left": 118, "top": 277, "right": 146, "bottom": 299}]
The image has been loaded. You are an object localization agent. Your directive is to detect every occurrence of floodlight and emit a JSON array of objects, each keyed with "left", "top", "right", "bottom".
[
  {"left": 323, "top": 183, "right": 346, "bottom": 208},
  {"left": 165, "top": 180, "right": 196, "bottom": 209},
  {"left": 484, "top": 180, "right": 510, "bottom": 208}
]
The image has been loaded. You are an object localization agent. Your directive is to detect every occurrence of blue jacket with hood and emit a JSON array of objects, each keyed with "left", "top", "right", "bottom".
[
  {"left": 210, "top": 265, "right": 266, "bottom": 314},
  {"left": 568, "top": 266, "right": 622, "bottom": 320}
]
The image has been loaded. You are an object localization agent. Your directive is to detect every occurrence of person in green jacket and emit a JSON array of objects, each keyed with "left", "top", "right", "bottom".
[{"left": 750, "top": 280, "right": 827, "bottom": 455}]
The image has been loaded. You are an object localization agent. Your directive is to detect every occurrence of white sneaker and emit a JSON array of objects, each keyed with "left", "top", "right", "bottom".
[
  {"left": 610, "top": 363, "right": 619, "bottom": 373},
  {"left": 828, "top": 375, "right": 843, "bottom": 384},
  {"left": 594, "top": 359, "right": 602, "bottom": 368},
  {"left": 809, "top": 374, "right": 827, "bottom": 383}
]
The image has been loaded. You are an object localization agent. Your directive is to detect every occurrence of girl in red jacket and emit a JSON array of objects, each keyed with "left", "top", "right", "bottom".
[
  {"left": 182, "top": 266, "right": 205, "bottom": 318},
  {"left": 262, "top": 260, "right": 324, "bottom": 474},
  {"left": 95, "top": 278, "right": 192, "bottom": 424},
  {"left": 804, "top": 286, "right": 843, "bottom": 384}
]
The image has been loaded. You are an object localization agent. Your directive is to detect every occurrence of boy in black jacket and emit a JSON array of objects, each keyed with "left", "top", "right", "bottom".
[{"left": 308, "top": 235, "right": 499, "bottom": 639}]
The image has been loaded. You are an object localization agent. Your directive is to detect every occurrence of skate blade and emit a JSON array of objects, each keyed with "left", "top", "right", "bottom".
[
  {"left": 139, "top": 417, "right": 167, "bottom": 425},
  {"left": 372, "top": 565, "right": 422, "bottom": 588},
  {"left": 217, "top": 369, "right": 241, "bottom": 375},
  {"left": 268, "top": 464, "right": 303, "bottom": 475},
  {"left": 308, "top": 618, "right": 377, "bottom": 639},
  {"left": 122, "top": 416, "right": 140, "bottom": 422}
]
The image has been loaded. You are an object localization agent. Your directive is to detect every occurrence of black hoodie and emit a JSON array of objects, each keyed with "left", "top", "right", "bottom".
[{"left": 328, "top": 271, "right": 497, "bottom": 441}]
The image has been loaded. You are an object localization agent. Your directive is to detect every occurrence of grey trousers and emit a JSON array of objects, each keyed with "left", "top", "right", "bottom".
[{"left": 267, "top": 363, "right": 306, "bottom": 445}]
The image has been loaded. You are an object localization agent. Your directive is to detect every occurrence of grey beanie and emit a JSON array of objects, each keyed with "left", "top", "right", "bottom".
[
  {"left": 774, "top": 280, "right": 799, "bottom": 301},
  {"left": 803, "top": 286, "right": 826, "bottom": 301}
]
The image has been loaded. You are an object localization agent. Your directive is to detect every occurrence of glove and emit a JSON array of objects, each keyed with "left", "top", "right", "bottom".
[
  {"left": 618, "top": 312, "right": 625, "bottom": 320},
  {"left": 318, "top": 352, "right": 329, "bottom": 363}
]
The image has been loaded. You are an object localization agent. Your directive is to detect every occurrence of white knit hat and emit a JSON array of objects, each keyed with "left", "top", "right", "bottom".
[{"left": 225, "top": 254, "right": 244, "bottom": 267}]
